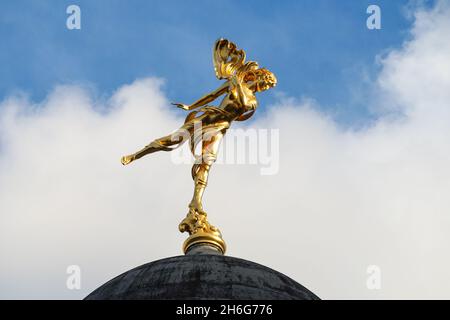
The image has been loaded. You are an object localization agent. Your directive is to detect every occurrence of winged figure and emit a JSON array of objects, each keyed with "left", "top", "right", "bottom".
[{"left": 121, "top": 39, "right": 277, "bottom": 252}]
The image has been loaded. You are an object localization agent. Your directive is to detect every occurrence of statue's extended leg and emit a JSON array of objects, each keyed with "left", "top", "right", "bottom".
[{"left": 121, "top": 124, "right": 192, "bottom": 165}]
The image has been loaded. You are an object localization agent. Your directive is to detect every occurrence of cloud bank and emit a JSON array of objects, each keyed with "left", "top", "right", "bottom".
[{"left": 1, "top": 3, "right": 450, "bottom": 299}]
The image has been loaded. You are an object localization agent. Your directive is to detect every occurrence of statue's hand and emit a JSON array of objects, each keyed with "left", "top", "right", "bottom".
[{"left": 172, "top": 103, "right": 190, "bottom": 111}]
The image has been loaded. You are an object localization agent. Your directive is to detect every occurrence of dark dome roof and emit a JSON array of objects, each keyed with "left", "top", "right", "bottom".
[{"left": 85, "top": 253, "right": 319, "bottom": 300}]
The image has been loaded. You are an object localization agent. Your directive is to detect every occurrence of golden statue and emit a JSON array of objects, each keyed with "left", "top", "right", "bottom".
[{"left": 121, "top": 39, "right": 277, "bottom": 254}]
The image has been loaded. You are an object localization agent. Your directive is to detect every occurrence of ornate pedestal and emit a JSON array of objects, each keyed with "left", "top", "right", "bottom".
[{"left": 179, "top": 208, "right": 226, "bottom": 254}]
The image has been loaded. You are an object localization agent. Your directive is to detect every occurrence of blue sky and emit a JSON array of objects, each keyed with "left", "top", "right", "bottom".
[
  {"left": 1, "top": 1, "right": 450, "bottom": 299},
  {"left": 0, "top": 0, "right": 434, "bottom": 125}
]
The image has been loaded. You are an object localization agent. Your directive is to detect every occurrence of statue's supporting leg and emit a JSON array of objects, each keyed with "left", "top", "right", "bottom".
[
  {"left": 188, "top": 132, "right": 223, "bottom": 212},
  {"left": 189, "top": 164, "right": 210, "bottom": 213},
  {"left": 180, "top": 131, "right": 226, "bottom": 254}
]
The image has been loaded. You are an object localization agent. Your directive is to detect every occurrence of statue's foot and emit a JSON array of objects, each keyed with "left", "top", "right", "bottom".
[
  {"left": 179, "top": 202, "right": 207, "bottom": 234},
  {"left": 121, "top": 154, "right": 134, "bottom": 165},
  {"left": 189, "top": 201, "right": 206, "bottom": 215}
]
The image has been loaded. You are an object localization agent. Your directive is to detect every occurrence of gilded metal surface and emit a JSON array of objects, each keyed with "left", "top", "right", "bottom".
[{"left": 121, "top": 39, "right": 277, "bottom": 254}]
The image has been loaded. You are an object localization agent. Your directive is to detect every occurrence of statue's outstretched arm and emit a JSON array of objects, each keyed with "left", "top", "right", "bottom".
[{"left": 173, "top": 81, "right": 229, "bottom": 111}]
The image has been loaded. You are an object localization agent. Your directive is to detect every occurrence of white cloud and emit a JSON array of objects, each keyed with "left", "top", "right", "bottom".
[{"left": 1, "top": 2, "right": 450, "bottom": 299}]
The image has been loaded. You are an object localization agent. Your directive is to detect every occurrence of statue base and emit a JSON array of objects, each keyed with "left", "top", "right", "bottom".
[{"left": 179, "top": 208, "right": 226, "bottom": 255}]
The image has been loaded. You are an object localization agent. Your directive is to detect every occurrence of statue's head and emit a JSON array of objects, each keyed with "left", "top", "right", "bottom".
[{"left": 246, "top": 68, "right": 277, "bottom": 92}]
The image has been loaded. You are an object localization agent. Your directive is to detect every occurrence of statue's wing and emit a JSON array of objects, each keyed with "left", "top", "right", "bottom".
[{"left": 213, "top": 39, "right": 246, "bottom": 80}]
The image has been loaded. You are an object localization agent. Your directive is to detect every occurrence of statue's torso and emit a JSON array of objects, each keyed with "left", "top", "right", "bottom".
[{"left": 219, "top": 84, "right": 257, "bottom": 120}]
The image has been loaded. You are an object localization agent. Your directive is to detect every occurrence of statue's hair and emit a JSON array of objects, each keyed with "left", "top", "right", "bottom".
[
  {"left": 238, "top": 63, "right": 277, "bottom": 88},
  {"left": 254, "top": 68, "right": 277, "bottom": 87}
]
